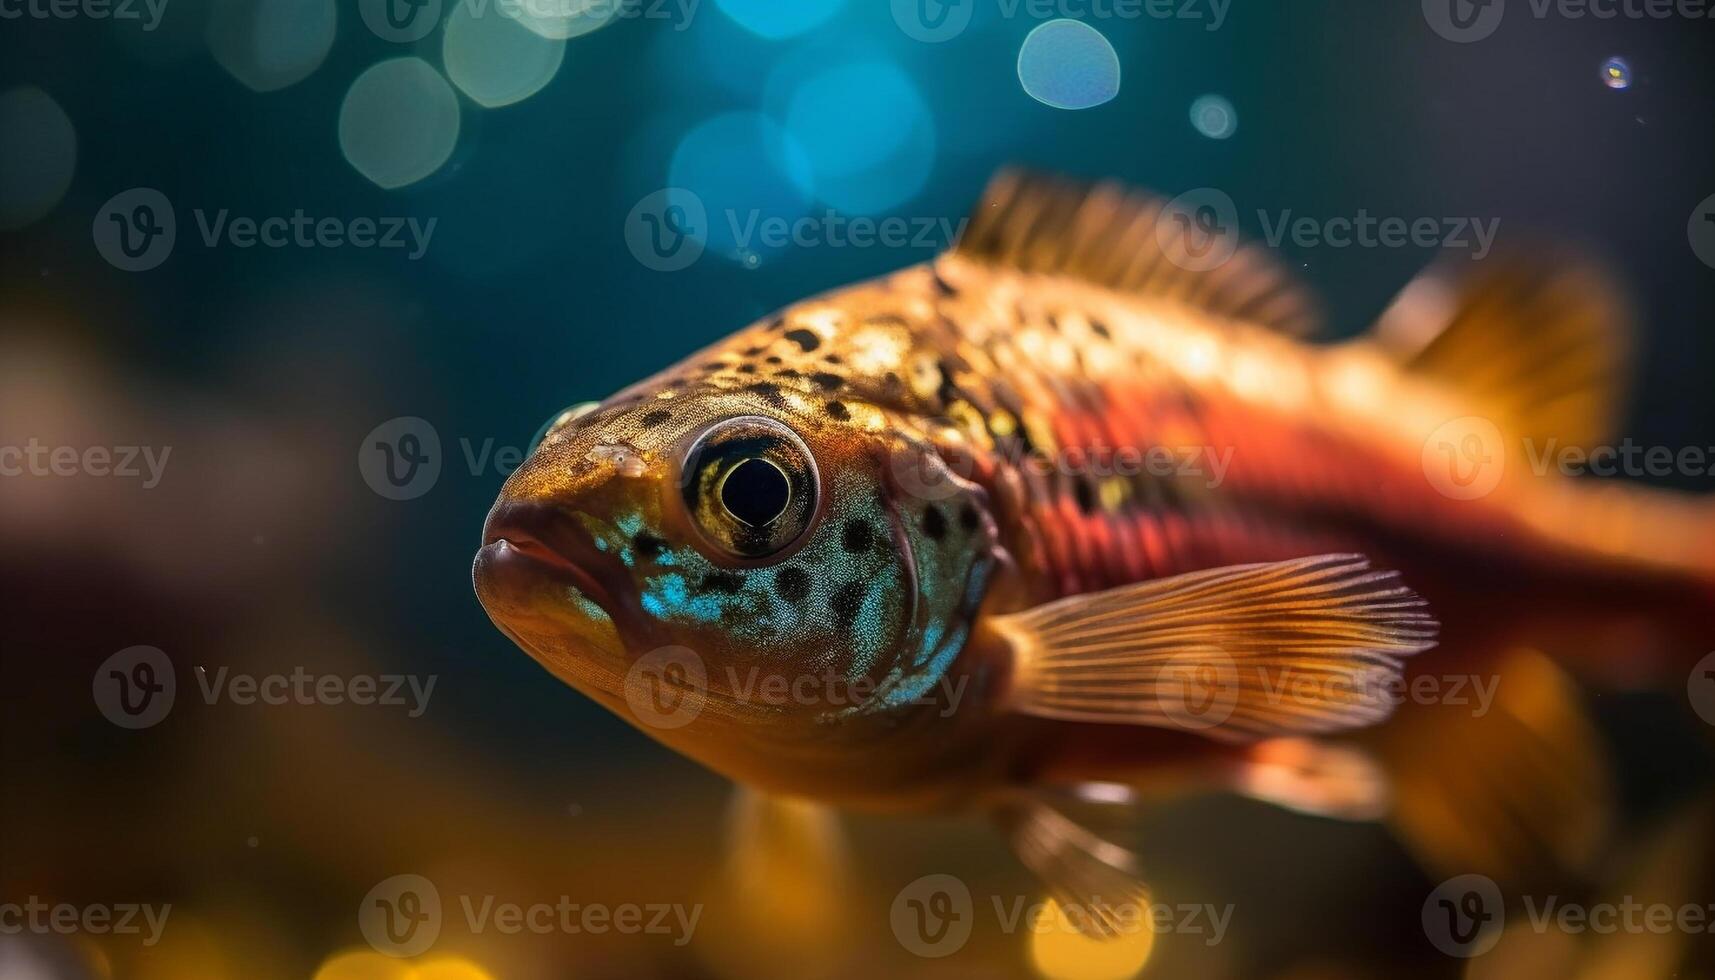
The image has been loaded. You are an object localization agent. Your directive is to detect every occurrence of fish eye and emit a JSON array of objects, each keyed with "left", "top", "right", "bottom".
[{"left": 680, "top": 416, "right": 818, "bottom": 561}]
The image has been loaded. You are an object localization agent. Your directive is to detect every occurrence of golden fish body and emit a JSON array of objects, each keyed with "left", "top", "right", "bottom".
[{"left": 476, "top": 171, "right": 1715, "bottom": 907}]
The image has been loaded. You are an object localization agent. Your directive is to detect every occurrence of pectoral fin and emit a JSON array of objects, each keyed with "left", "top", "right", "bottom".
[
  {"left": 997, "top": 798, "right": 1150, "bottom": 939},
  {"left": 994, "top": 554, "right": 1438, "bottom": 743}
]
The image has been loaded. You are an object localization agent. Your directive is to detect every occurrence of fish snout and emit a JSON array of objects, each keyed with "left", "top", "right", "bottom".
[{"left": 474, "top": 498, "right": 632, "bottom": 640}]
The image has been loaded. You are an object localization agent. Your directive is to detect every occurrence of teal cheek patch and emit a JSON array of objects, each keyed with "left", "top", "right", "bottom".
[{"left": 641, "top": 571, "right": 727, "bottom": 624}]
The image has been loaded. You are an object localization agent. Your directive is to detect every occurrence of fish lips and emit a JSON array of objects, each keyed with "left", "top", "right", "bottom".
[{"left": 474, "top": 499, "right": 642, "bottom": 668}]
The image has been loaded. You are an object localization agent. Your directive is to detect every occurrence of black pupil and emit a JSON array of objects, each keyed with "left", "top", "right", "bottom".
[{"left": 720, "top": 458, "right": 791, "bottom": 527}]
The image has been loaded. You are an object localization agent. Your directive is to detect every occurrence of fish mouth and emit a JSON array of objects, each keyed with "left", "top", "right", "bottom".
[{"left": 474, "top": 499, "right": 634, "bottom": 665}]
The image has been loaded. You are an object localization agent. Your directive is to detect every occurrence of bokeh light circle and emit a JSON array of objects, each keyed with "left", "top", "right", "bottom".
[
  {"left": 1017, "top": 19, "right": 1121, "bottom": 110},
  {"left": 1601, "top": 56, "right": 1631, "bottom": 90},
  {"left": 0, "top": 86, "right": 77, "bottom": 231},
  {"left": 1189, "top": 93, "right": 1237, "bottom": 139},
  {"left": 504, "top": 0, "right": 617, "bottom": 40},
  {"left": 1028, "top": 896, "right": 1155, "bottom": 980},
  {"left": 668, "top": 112, "right": 813, "bottom": 263},
  {"left": 783, "top": 61, "right": 936, "bottom": 213},
  {"left": 714, "top": 0, "right": 845, "bottom": 40},
  {"left": 339, "top": 58, "right": 462, "bottom": 189},
  {"left": 443, "top": 0, "right": 568, "bottom": 108},
  {"left": 207, "top": 0, "right": 338, "bottom": 93}
]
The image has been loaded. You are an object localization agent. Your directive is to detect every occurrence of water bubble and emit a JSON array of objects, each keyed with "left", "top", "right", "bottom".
[
  {"left": 340, "top": 59, "right": 462, "bottom": 189},
  {"left": 0, "top": 87, "right": 76, "bottom": 231},
  {"left": 1189, "top": 93, "right": 1237, "bottom": 139},
  {"left": 1601, "top": 56, "right": 1631, "bottom": 90},
  {"left": 1017, "top": 19, "right": 1120, "bottom": 111}
]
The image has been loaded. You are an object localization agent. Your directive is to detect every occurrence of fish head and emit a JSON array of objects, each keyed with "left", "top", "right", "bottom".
[{"left": 474, "top": 384, "right": 998, "bottom": 742}]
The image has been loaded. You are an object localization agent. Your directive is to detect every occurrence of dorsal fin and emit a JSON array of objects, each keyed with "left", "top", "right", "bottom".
[
  {"left": 951, "top": 169, "right": 1322, "bottom": 336},
  {"left": 1371, "top": 248, "right": 1633, "bottom": 449}
]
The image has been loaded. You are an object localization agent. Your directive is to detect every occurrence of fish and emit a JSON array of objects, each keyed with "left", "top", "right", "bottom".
[{"left": 474, "top": 171, "right": 1715, "bottom": 926}]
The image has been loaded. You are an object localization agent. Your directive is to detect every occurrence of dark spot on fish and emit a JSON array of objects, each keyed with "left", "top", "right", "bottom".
[
  {"left": 747, "top": 381, "right": 787, "bottom": 408},
  {"left": 768, "top": 317, "right": 786, "bottom": 331},
  {"left": 700, "top": 571, "right": 744, "bottom": 594},
  {"left": 810, "top": 372, "right": 844, "bottom": 391},
  {"left": 633, "top": 533, "right": 666, "bottom": 559},
  {"left": 774, "top": 368, "right": 802, "bottom": 379},
  {"left": 765, "top": 355, "right": 784, "bottom": 365},
  {"left": 744, "top": 345, "right": 767, "bottom": 356},
  {"left": 959, "top": 503, "right": 980, "bottom": 532},
  {"left": 825, "top": 401, "right": 850, "bottom": 421},
  {"left": 738, "top": 363, "right": 758, "bottom": 375},
  {"left": 1073, "top": 478, "right": 1096, "bottom": 514},
  {"left": 702, "top": 360, "right": 726, "bottom": 371},
  {"left": 640, "top": 409, "right": 672, "bottom": 427},
  {"left": 841, "top": 519, "right": 874, "bottom": 555},
  {"left": 922, "top": 505, "right": 947, "bottom": 541},
  {"left": 830, "top": 581, "right": 866, "bottom": 626},
  {"left": 930, "top": 268, "right": 957, "bottom": 296},
  {"left": 774, "top": 566, "right": 810, "bottom": 603},
  {"left": 882, "top": 372, "right": 903, "bottom": 396},
  {"left": 823, "top": 354, "right": 844, "bottom": 365},
  {"left": 1047, "top": 313, "right": 1061, "bottom": 331},
  {"left": 1090, "top": 318, "right": 1112, "bottom": 339},
  {"left": 784, "top": 328, "right": 820, "bottom": 352}
]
